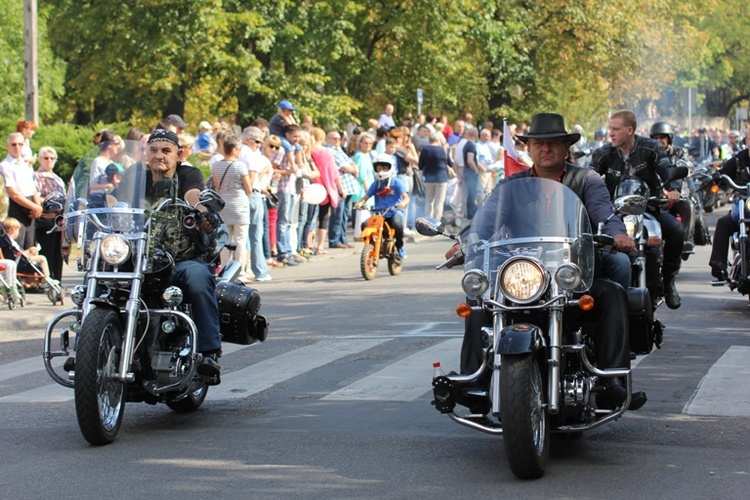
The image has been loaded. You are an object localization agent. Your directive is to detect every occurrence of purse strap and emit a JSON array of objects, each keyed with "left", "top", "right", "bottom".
[{"left": 218, "top": 161, "right": 234, "bottom": 191}]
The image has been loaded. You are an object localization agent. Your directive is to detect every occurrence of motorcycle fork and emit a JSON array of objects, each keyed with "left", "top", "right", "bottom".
[
  {"left": 740, "top": 220, "right": 747, "bottom": 280},
  {"left": 546, "top": 307, "right": 563, "bottom": 414}
]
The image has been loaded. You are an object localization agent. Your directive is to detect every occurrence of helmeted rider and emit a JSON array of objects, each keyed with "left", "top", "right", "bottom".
[
  {"left": 354, "top": 153, "right": 410, "bottom": 259},
  {"left": 650, "top": 121, "right": 694, "bottom": 254},
  {"left": 590, "top": 110, "right": 684, "bottom": 310}
]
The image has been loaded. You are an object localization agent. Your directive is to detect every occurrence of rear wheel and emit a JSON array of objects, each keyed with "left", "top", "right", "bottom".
[
  {"left": 499, "top": 354, "right": 549, "bottom": 479},
  {"left": 167, "top": 383, "right": 209, "bottom": 413},
  {"left": 387, "top": 254, "right": 402, "bottom": 275},
  {"left": 74, "top": 307, "right": 125, "bottom": 445},
  {"left": 360, "top": 244, "right": 377, "bottom": 280}
]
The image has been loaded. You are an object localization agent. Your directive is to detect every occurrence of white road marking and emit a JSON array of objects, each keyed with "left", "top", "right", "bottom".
[
  {"left": 684, "top": 345, "right": 750, "bottom": 417},
  {"left": 323, "top": 338, "right": 461, "bottom": 401}
]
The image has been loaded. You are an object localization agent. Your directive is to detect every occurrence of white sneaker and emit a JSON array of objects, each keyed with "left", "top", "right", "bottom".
[
  {"left": 403, "top": 228, "right": 415, "bottom": 236},
  {"left": 255, "top": 275, "right": 273, "bottom": 282}
]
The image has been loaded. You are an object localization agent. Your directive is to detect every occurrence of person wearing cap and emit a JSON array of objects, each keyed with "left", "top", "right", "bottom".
[
  {"left": 117, "top": 128, "right": 223, "bottom": 383},
  {"left": 194, "top": 121, "right": 216, "bottom": 162},
  {"left": 90, "top": 162, "right": 124, "bottom": 194},
  {"left": 446, "top": 112, "right": 637, "bottom": 409},
  {"left": 591, "top": 109, "right": 684, "bottom": 310},
  {"left": 269, "top": 100, "right": 298, "bottom": 138},
  {"left": 164, "top": 114, "right": 189, "bottom": 134}
]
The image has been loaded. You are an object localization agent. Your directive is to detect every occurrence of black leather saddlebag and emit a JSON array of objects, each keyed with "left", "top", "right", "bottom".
[
  {"left": 627, "top": 287, "right": 656, "bottom": 355},
  {"left": 215, "top": 281, "right": 268, "bottom": 345}
]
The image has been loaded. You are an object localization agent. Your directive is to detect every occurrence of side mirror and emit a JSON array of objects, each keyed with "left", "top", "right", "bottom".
[
  {"left": 415, "top": 217, "right": 444, "bottom": 237},
  {"left": 614, "top": 195, "right": 646, "bottom": 216},
  {"left": 198, "top": 189, "right": 225, "bottom": 213}
]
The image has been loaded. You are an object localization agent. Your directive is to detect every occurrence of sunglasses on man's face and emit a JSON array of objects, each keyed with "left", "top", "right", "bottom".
[
  {"left": 268, "top": 145, "right": 280, "bottom": 150},
  {"left": 41, "top": 156, "right": 56, "bottom": 160},
  {"left": 9, "top": 142, "right": 23, "bottom": 146}
]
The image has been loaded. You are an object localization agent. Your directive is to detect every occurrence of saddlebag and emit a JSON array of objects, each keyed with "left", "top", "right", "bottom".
[
  {"left": 627, "top": 287, "right": 656, "bottom": 355},
  {"left": 215, "top": 281, "right": 268, "bottom": 345}
]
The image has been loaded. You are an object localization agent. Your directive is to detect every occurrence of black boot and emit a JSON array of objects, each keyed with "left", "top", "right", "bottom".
[
  {"left": 663, "top": 266, "right": 681, "bottom": 309},
  {"left": 198, "top": 351, "right": 221, "bottom": 385}
]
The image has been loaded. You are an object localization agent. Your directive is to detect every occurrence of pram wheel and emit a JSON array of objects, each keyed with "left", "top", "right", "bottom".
[{"left": 47, "top": 287, "right": 62, "bottom": 305}]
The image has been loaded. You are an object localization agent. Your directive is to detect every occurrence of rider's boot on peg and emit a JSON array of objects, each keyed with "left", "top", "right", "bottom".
[
  {"left": 663, "top": 265, "right": 681, "bottom": 309},
  {"left": 198, "top": 350, "right": 222, "bottom": 385}
]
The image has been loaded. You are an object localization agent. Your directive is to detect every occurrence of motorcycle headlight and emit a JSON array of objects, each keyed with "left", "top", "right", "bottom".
[
  {"left": 554, "top": 263, "right": 582, "bottom": 291},
  {"left": 461, "top": 270, "right": 489, "bottom": 298},
  {"left": 499, "top": 258, "right": 547, "bottom": 304},
  {"left": 99, "top": 234, "right": 131, "bottom": 265},
  {"left": 623, "top": 214, "right": 637, "bottom": 238}
]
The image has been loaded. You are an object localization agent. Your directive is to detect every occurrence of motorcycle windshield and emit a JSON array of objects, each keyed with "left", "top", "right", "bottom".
[
  {"left": 64, "top": 140, "right": 194, "bottom": 268},
  {"left": 465, "top": 177, "right": 594, "bottom": 293}
]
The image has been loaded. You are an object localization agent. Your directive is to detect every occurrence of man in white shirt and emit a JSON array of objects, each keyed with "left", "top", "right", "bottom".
[
  {"left": 0, "top": 133, "right": 43, "bottom": 249},
  {"left": 378, "top": 104, "right": 396, "bottom": 129}
]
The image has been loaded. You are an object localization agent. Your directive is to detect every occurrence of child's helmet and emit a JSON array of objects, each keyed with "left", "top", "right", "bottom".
[{"left": 373, "top": 153, "right": 396, "bottom": 181}]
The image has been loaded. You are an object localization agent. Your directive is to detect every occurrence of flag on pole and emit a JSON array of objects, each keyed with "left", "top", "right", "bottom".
[{"left": 503, "top": 120, "right": 529, "bottom": 177}]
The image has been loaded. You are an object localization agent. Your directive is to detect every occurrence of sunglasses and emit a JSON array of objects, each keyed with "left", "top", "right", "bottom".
[
  {"left": 268, "top": 144, "right": 280, "bottom": 150},
  {"left": 252, "top": 139, "right": 263, "bottom": 144},
  {"left": 9, "top": 142, "right": 23, "bottom": 146},
  {"left": 41, "top": 156, "right": 57, "bottom": 160}
]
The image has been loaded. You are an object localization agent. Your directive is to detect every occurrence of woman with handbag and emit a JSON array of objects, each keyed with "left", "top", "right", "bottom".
[{"left": 210, "top": 135, "right": 252, "bottom": 282}]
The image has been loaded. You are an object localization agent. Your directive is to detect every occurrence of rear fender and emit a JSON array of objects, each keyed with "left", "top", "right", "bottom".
[{"left": 496, "top": 323, "right": 546, "bottom": 355}]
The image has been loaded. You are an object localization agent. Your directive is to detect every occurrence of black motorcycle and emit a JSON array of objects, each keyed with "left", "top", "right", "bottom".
[
  {"left": 417, "top": 177, "right": 652, "bottom": 479},
  {"left": 43, "top": 144, "right": 268, "bottom": 445}
]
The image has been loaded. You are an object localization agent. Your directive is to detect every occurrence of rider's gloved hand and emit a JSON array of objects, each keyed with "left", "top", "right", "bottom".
[{"left": 198, "top": 212, "right": 220, "bottom": 233}]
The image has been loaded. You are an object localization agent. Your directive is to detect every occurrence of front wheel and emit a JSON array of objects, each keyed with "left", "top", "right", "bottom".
[
  {"left": 387, "top": 254, "right": 402, "bottom": 275},
  {"left": 74, "top": 307, "right": 126, "bottom": 445},
  {"left": 360, "top": 244, "right": 377, "bottom": 280},
  {"left": 499, "top": 354, "right": 549, "bottom": 479}
]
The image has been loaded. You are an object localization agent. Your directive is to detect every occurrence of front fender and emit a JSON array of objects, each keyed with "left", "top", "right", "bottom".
[
  {"left": 496, "top": 323, "right": 546, "bottom": 355},
  {"left": 361, "top": 226, "right": 380, "bottom": 240}
]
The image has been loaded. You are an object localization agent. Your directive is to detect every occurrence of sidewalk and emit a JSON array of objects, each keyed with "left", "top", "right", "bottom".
[{"left": 0, "top": 230, "right": 426, "bottom": 332}]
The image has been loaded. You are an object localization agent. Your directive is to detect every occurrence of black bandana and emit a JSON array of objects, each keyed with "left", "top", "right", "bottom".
[{"left": 148, "top": 128, "right": 180, "bottom": 149}]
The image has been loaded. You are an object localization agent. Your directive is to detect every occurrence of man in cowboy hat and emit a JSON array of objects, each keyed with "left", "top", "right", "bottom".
[{"left": 447, "top": 112, "right": 638, "bottom": 410}]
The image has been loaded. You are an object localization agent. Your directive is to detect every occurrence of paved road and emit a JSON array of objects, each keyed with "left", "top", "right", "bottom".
[{"left": 1, "top": 218, "right": 749, "bottom": 498}]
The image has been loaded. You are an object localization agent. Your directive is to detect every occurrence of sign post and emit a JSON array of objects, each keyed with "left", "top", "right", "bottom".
[{"left": 417, "top": 88, "right": 423, "bottom": 116}]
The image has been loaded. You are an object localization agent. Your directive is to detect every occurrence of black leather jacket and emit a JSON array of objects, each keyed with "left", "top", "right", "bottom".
[
  {"left": 718, "top": 148, "right": 750, "bottom": 186},
  {"left": 590, "top": 135, "right": 673, "bottom": 200}
]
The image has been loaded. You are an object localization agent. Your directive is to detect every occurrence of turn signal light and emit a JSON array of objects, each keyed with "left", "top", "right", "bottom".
[
  {"left": 578, "top": 295, "right": 595, "bottom": 311},
  {"left": 456, "top": 302, "right": 472, "bottom": 318},
  {"left": 647, "top": 236, "right": 662, "bottom": 245},
  {"left": 710, "top": 185, "right": 720, "bottom": 194}
]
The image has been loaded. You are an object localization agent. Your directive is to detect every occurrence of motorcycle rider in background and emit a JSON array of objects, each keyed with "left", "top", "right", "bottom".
[
  {"left": 118, "top": 128, "right": 223, "bottom": 383},
  {"left": 447, "top": 113, "right": 637, "bottom": 409},
  {"left": 707, "top": 148, "right": 750, "bottom": 280},
  {"left": 650, "top": 122, "right": 695, "bottom": 255},
  {"left": 591, "top": 110, "right": 684, "bottom": 310}
]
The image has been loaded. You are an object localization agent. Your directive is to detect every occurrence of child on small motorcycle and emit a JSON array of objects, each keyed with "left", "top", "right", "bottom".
[{"left": 354, "top": 153, "right": 410, "bottom": 258}]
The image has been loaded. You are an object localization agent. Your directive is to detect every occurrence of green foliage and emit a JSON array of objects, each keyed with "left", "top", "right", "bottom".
[
  {"left": 0, "top": 3, "right": 67, "bottom": 122},
  {"left": 31, "top": 123, "right": 111, "bottom": 182}
]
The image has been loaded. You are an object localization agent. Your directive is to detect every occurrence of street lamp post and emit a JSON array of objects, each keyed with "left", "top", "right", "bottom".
[{"left": 24, "top": 0, "right": 39, "bottom": 123}]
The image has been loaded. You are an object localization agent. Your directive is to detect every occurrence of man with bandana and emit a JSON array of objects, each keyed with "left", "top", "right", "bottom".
[{"left": 118, "top": 128, "right": 223, "bottom": 384}]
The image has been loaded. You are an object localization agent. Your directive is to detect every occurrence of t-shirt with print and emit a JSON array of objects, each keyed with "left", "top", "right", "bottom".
[{"left": 366, "top": 176, "right": 407, "bottom": 213}]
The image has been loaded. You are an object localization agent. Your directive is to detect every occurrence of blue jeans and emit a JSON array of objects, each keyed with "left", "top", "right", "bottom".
[
  {"left": 262, "top": 200, "right": 271, "bottom": 260},
  {"left": 276, "top": 192, "right": 296, "bottom": 256},
  {"left": 248, "top": 194, "right": 269, "bottom": 279},
  {"left": 173, "top": 259, "right": 221, "bottom": 353},
  {"left": 464, "top": 169, "right": 480, "bottom": 219},
  {"left": 602, "top": 251, "right": 631, "bottom": 291},
  {"left": 328, "top": 194, "right": 353, "bottom": 247}
]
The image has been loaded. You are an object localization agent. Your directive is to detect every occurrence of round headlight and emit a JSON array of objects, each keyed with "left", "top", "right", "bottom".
[
  {"left": 500, "top": 258, "right": 546, "bottom": 303},
  {"left": 162, "top": 286, "right": 184, "bottom": 307},
  {"left": 99, "top": 235, "right": 131, "bottom": 265},
  {"left": 623, "top": 214, "right": 637, "bottom": 238},
  {"left": 554, "top": 263, "right": 582, "bottom": 291},
  {"left": 461, "top": 270, "right": 489, "bottom": 298},
  {"left": 745, "top": 198, "right": 750, "bottom": 214}
]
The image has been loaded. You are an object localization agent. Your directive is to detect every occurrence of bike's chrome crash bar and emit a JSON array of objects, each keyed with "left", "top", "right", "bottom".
[{"left": 43, "top": 308, "right": 82, "bottom": 388}]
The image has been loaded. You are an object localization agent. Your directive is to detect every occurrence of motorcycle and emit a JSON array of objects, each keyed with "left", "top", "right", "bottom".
[
  {"left": 681, "top": 160, "right": 712, "bottom": 251},
  {"left": 42, "top": 145, "right": 267, "bottom": 445},
  {"left": 711, "top": 175, "right": 750, "bottom": 296},
  {"left": 417, "top": 177, "right": 651, "bottom": 479},
  {"left": 360, "top": 206, "right": 402, "bottom": 280},
  {"left": 693, "top": 158, "right": 725, "bottom": 212}
]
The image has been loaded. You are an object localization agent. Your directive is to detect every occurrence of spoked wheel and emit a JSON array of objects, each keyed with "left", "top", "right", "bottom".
[
  {"left": 360, "top": 244, "right": 377, "bottom": 280},
  {"left": 47, "top": 287, "right": 62, "bottom": 305},
  {"left": 74, "top": 307, "right": 126, "bottom": 445},
  {"left": 500, "top": 354, "right": 549, "bottom": 479},
  {"left": 166, "top": 381, "right": 209, "bottom": 413}
]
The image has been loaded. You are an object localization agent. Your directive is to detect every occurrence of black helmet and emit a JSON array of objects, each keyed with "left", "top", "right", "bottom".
[
  {"left": 649, "top": 121, "right": 674, "bottom": 143},
  {"left": 595, "top": 127, "right": 607, "bottom": 139},
  {"left": 43, "top": 193, "right": 65, "bottom": 215}
]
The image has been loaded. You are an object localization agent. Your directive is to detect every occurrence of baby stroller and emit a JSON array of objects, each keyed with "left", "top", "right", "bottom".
[
  {"left": 0, "top": 227, "right": 63, "bottom": 305},
  {"left": 0, "top": 260, "right": 25, "bottom": 309}
]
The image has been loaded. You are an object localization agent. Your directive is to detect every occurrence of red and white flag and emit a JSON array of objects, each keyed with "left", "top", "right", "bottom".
[{"left": 503, "top": 120, "right": 529, "bottom": 177}]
